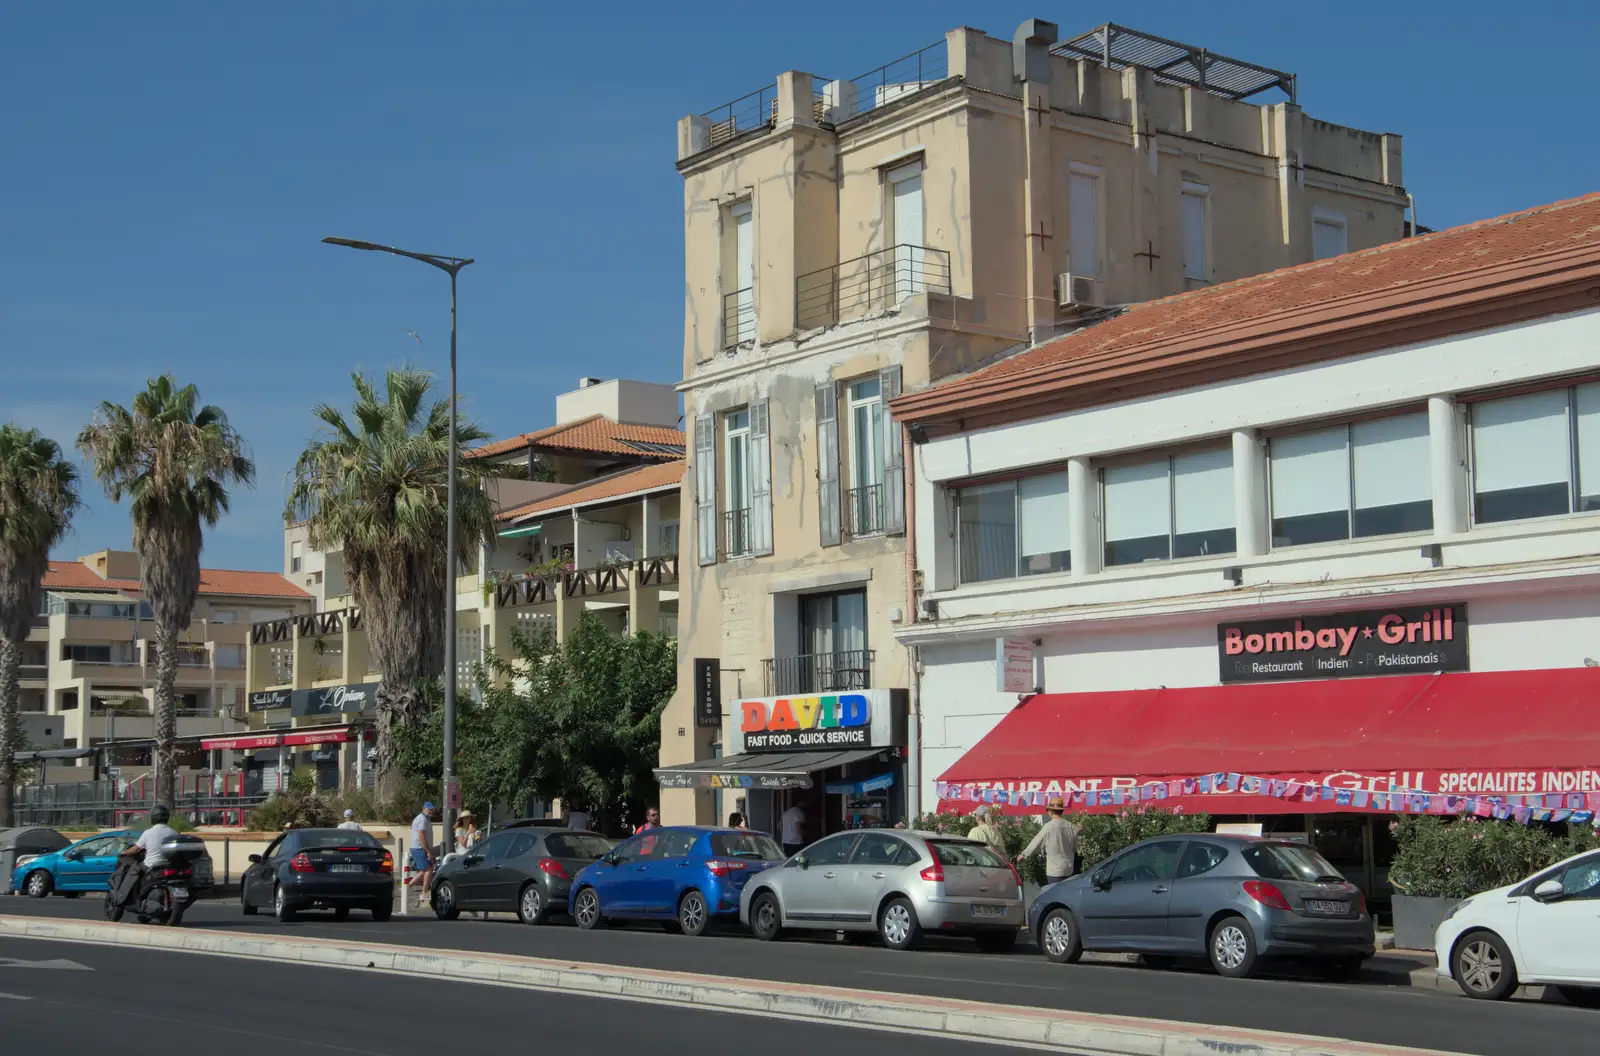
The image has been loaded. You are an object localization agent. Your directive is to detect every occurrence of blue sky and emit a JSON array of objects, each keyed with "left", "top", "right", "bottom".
[{"left": 4, "top": 2, "right": 1596, "bottom": 572}]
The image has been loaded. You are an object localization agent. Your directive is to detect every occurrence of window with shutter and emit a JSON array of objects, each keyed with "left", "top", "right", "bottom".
[
  {"left": 887, "top": 162, "right": 925, "bottom": 301},
  {"left": 816, "top": 381, "right": 841, "bottom": 546},
  {"left": 732, "top": 202, "right": 754, "bottom": 342},
  {"left": 724, "top": 409, "right": 752, "bottom": 558},
  {"left": 880, "top": 365, "right": 904, "bottom": 534},
  {"left": 1312, "top": 211, "right": 1348, "bottom": 261},
  {"left": 694, "top": 416, "right": 716, "bottom": 565},
  {"left": 1069, "top": 168, "right": 1100, "bottom": 277},
  {"left": 749, "top": 400, "right": 773, "bottom": 556},
  {"left": 1182, "top": 183, "right": 1208, "bottom": 281}
]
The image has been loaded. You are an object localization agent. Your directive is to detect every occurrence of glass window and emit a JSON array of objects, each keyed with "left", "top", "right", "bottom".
[
  {"left": 1105, "top": 841, "right": 1184, "bottom": 884},
  {"left": 1271, "top": 412, "right": 1432, "bottom": 546},
  {"left": 802, "top": 834, "right": 859, "bottom": 866},
  {"left": 1069, "top": 169, "right": 1100, "bottom": 277},
  {"left": 1104, "top": 460, "right": 1171, "bottom": 565},
  {"left": 545, "top": 833, "right": 614, "bottom": 859},
  {"left": 1173, "top": 449, "right": 1236, "bottom": 558},
  {"left": 1313, "top": 214, "right": 1348, "bottom": 260},
  {"left": 1103, "top": 450, "right": 1235, "bottom": 566},
  {"left": 611, "top": 834, "right": 648, "bottom": 864},
  {"left": 957, "top": 472, "right": 1070, "bottom": 584},
  {"left": 1018, "top": 474, "right": 1070, "bottom": 574},
  {"left": 1471, "top": 386, "right": 1598, "bottom": 524},
  {"left": 472, "top": 833, "right": 517, "bottom": 861},
  {"left": 1182, "top": 184, "right": 1207, "bottom": 281},
  {"left": 894, "top": 841, "right": 923, "bottom": 867},
  {"left": 848, "top": 378, "right": 884, "bottom": 491},
  {"left": 708, "top": 833, "right": 784, "bottom": 861},
  {"left": 928, "top": 840, "right": 1008, "bottom": 868},
  {"left": 850, "top": 833, "right": 907, "bottom": 866},
  {"left": 1242, "top": 843, "right": 1343, "bottom": 882},
  {"left": 505, "top": 834, "right": 538, "bottom": 859},
  {"left": 1556, "top": 854, "right": 1600, "bottom": 899},
  {"left": 655, "top": 831, "right": 698, "bottom": 860},
  {"left": 1177, "top": 842, "right": 1228, "bottom": 879}
]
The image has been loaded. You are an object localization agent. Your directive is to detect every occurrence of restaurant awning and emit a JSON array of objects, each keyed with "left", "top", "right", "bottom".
[
  {"left": 938, "top": 669, "right": 1600, "bottom": 816},
  {"left": 655, "top": 748, "right": 888, "bottom": 790},
  {"left": 497, "top": 524, "right": 542, "bottom": 539},
  {"left": 201, "top": 726, "right": 370, "bottom": 752}
]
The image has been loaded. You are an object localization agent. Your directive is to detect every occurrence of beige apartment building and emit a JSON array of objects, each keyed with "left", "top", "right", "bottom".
[
  {"left": 18, "top": 549, "right": 310, "bottom": 781},
  {"left": 655, "top": 20, "right": 1412, "bottom": 833}
]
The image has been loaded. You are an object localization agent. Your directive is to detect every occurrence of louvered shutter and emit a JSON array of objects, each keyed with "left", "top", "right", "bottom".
[
  {"left": 749, "top": 399, "right": 773, "bottom": 555},
  {"left": 694, "top": 415, "right": 717, "bottom": 565},
  {"left": 816, "top": 382, "right": 841, "bottom": 547},
  {"left": 880, "top": 366, "right": 905, "bottom": 534}
]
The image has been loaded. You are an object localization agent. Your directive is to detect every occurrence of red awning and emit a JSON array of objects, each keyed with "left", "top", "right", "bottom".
[
  {"left": 283, "top": 726, "right": 370, "bottom": 747},
  {"left": 201, "top": 733, "right": 283, "bottom": 751},
  {"left": 938, "top": 669, "right": 1600, "bottom": 815}
]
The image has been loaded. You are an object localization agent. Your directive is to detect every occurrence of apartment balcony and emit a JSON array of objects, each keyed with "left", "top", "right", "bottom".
[
  {"left": 763, "top": 650, "right": 875, "bottom": 696},
  {"left": 723, "top": 508, "right": 752, "bottom": 559},
  {"left": 722, "top": 288, "right": 755, "bottom": 350},
  {"left": 796, "top": 245, "right": 952, "bottom": 330},
  {"left": 845, "top": 483, "right": 887, "bottom": 538},
  {"left": 489, "top": 555, "right": 680, "bottom": 609}
]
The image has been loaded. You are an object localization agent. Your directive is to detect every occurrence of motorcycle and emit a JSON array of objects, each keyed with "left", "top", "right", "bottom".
[{"left": 105, "top": 835, "right": 206, "bottom": 927}]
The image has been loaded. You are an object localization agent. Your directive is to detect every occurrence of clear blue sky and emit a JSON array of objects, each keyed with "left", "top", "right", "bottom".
[{"left": 5, "top": 2, "right": 1596, "bottom": 572}]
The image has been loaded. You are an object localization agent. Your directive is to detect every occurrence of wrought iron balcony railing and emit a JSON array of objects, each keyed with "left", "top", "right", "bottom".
[
  {"left": 796, "top": 244, "right": 952, "bottom": 330},
  {"left": 763, "top": 649, "right": 874, "bottom": 696}
]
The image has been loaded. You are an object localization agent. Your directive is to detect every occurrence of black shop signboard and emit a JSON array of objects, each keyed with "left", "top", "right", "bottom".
[{"left": 1218, "top": 603, "right": 1468, "bottom": 684}]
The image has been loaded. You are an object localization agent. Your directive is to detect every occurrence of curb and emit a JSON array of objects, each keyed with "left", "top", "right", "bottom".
[{"left": 0, "top": 914, "right": 1458, "bottom": 1056}]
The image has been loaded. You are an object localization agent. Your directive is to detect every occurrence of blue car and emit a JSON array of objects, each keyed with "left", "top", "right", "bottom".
[
  {"left": 12, "top": 830, "right": 137, "bottom": 898},
  {"left": 569, "top": 826, "right": 785, "bottom": 936}
]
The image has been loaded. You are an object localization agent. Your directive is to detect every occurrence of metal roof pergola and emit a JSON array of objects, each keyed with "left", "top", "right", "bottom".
[{"left": 1053, "top": 23, "right": 1296, "bottom": 103}]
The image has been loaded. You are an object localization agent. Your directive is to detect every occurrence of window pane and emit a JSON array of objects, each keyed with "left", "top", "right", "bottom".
[
  {"left": 1173, "top": 449, "right": 1235, "bottom": 558},
  {"left": 1070, "top": 172, "right": 1099, "bottom": 277},
  {"left": 958, "top": 483, "right": 1018, "bottom": 583},
  {"left": 1104, "top": 460, "right": 1171, "bottom": 566},
  {"left": 1473, "top": 390, "right": 1570, "bottom": 524},
  {"left": 1018, "top": 472, "right": 1070, "bottom": 575},
  {"left": 1182, "top": 190, "right": 1206, "bottom": 280},
  {"left": 1271, "top": 427, "right": 1350, "bottom": 546},
  {"left": 852, "top": 398, "right": 883, "bottom": 489},
  {"left": 1576, "top": 384, "right": 1600, "bottom": 511},
  {"left": 1351, "top": 413, "right": 1432, "bottom": 537},
  {"left": 1313, "top": 219, "right": 1347, "bottom": 260}
]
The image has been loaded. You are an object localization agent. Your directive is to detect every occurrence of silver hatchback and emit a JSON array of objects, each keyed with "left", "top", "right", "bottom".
[{"left": 739, "top": 829, "right": 1024, "bottom": 952}]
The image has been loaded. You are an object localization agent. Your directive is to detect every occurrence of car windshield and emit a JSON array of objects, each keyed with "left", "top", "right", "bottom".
[
  {"left": 928, "top": 840, "right": 1007, "bottom": 868},
  {"left": 545, "top": 833, "right": 614, "bottom": 859},
  {"left": 294, "top": 831, "right": 382, "bottom": 851},
  {"left": 709, "top": 832, "right": 785, "bottom": 861},
  {"left": 1242, "top": 843, "right": 1344, "bottom": 882}
]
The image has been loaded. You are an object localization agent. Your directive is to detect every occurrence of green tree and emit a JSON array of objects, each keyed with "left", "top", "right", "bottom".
[
  {"left": 286, "top": 368, "right": 493, "bottom": 784},
  {"left": 77, "top": 375, "right": 252, "bottom": 807},
  {"left": 0, "top": 426, "right": 80, "bottom": 825}
]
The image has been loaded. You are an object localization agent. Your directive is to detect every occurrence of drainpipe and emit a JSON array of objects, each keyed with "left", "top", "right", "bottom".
[{"left": 901, "top": 422, "right": 921, "bottom": 823}]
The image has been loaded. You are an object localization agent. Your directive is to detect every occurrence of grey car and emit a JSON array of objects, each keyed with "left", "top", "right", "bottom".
[
  {"left": 739, "top": 829, "right": 1024, "bottom": 952},
  {"left": 1027, "top": 834, "right": 1374, "bottom": 979},
  {"left": 432, "top": 827, "right": 614, "bottom": 925}
]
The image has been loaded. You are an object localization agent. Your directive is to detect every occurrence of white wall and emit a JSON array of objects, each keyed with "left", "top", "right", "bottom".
[{"left": 555, "top": 379, "right": 680, "bottom": 428}]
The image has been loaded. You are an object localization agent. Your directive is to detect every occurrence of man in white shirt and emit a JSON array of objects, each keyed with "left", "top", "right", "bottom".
[
  {"left": 115, "top": 804, "right": 178, "bottom": 907},
  {"left": 780, "top": 802, "right": 806, "bottom": 857},
  {"left": 410, "top": 801, "right": 437, "bottom": 901},
  {"left": 338, "top": 809, "right": 363, "bottom": 832}
]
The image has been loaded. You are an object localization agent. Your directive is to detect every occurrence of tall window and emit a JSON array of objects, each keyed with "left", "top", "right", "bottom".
[
  {"left": 1069, "top": 166, "right": 1101, "bottom": 277},
  {"left": 1472, "top": 383, "right": 1600, "bottom": 524},
  {"left": 1103, "top": 449, "right": 1235, "bottom": 566},
  {"left": 796, "top": 590, "right": 869, "bottom": 692},
  {"left": 1182, "top": 182, "right": 1208, "bottom": 282},
  {"left": 1313, "top": 210, "right": 1348, "bottom": 260},
  {"left": 290, "top": 540, "right": 303, "bottom": 574},
  {"left": 847, "top": 378, "right": 885, "bottom": 536},
  {"left": 1269, "top": 412, "right": 1431, "bottom": 547},
  {"left": 957, "top": 472, "right": 1070, "bottom": 583},
  {"left": 725, "top": 201, "right": 754, "bottom": 346},
  {"left": 723, "top": 409, "right": 752, "bottom": 556},
  {"left": 887, "top": 161, "right": 925, "bottom": 300}
]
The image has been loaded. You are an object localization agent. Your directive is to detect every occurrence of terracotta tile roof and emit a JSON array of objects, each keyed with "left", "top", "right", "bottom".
[
  {"left": 893, "top": 192, "right": 1600, "bottom": 428},
  {"left": 497, "top": 461, "right": 684, "bottom": 523},
  {"left": 43, "top": 560, "right": 310, "bottom": 599},
  {"left": 469, "top": 415, "right": 685, "bottom": 461}
]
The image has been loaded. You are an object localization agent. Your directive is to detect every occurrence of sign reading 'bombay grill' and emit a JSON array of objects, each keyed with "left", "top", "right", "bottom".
[{"left": 1218, "top": 604, "right": 1469, "bottom": 684}]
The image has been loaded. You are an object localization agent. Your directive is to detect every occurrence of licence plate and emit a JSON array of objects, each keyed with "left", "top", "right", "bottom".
[
  {"left": 970, "top": 904, "right": 1008, "bottom": 918},
  {"left": 330, "top": 864, "right": 366, "bottom": 874},
  {"left": 170, "top": 887, "right": 189, "bottom": 899},
  {"left": 1306, "top": 900, "right": 1349, "bottom": 915}
]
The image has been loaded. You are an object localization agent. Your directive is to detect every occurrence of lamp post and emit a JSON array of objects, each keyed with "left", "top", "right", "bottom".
[{"left": 321, "top": 237, "right": 474, "bottom": 851}]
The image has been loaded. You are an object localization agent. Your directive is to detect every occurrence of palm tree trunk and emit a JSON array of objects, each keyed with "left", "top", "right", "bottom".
[
  {"left": 0, "top": 635, "right": 20, "bottom": 828},
  {"left": 374, "top": 680, "right": 430, "bottom": 800},
  {"left": 153, "top": 621, "right": 179, "bottom": 806}
]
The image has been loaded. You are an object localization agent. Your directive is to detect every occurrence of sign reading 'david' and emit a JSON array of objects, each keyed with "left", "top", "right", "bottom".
[
  {"left": 1218, "top": 603, "right": 1468, "bottom": 684},
  {"left": 729, "top": 688, "right": 905, "bottom": 754}
]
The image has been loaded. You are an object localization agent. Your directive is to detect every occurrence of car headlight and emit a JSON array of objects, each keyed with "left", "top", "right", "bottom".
[
  {"left": 1442, "top": 898, "right": 1471, "bottom": 922},
  {"left": 13, "top": 856, "right": 39, "bottom": 871}
]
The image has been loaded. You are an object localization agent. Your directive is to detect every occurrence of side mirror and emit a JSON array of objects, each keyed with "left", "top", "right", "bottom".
[
  {"left": 247, "top": 854, "right": 262, "bottom": 864},
  {"left": 1092, "top": 871, "right": 1112, "bottom": 891},
  {"left": 795, "top": 854, "right": 810, "bottom": 870},
  {"left": 1533, "top": 879, "right": 1564, "bottom": 901}
]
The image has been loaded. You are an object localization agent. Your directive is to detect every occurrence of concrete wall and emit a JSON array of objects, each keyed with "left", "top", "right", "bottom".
[{"left": 555, "top": 378, "right": 680, "bottom": 428}]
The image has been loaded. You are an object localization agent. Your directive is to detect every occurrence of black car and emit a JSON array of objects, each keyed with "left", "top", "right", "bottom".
[
  {"left": 241, "top": 828, "right": 395, "bottom": 922},
  {"left": 432, "top": 827, "right": 614, "bottom": 925}
]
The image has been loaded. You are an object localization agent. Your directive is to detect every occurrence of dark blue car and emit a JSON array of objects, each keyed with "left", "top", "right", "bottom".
[{"left": 569, "top": 826, "right": 784, "bottom": 936}]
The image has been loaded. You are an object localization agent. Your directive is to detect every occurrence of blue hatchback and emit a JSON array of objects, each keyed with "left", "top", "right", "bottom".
[
  {"left": 11, "top": 830, "right": 136, "bottom": 898},
  {"left": 569, "top": 826, "right": 785, "bottom": 936}
]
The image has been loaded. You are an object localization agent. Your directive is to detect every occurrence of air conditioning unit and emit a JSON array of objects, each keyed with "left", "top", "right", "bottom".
[{"left": 1057, "top": 272, "right": 1105, "bottom": 309}]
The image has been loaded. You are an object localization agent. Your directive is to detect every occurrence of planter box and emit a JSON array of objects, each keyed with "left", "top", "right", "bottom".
[{"left": 1392, "top": 894, "right": 1462, "bottom": 951}]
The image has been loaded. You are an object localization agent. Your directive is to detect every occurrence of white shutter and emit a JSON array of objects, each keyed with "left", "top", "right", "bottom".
[
  {"left": 1351, "top": 413, "right": 1430, "bottom": 512},
  {"left": 1182, "top": 186, "right": 1207, "bottom": 280},
  {"left": 889, "top": 163, "right": 925, "bottom": 298},
  {"left": 1070, "top": 171, "right": 1099, "bottom": 277},
  {"left": 1104, "top": 461, "right": 1171, "bottom": 547},
  {"left": 733, "top": 202, "right": 754, "bottom": 342},
  {"left": 879, "top": 366, "right": 905, "bottom": 534},
  {"left": 749, "top": 400, "right": 773, "bottom": 556},
  {"left": 1313, "top": 217, "right": 1347, "bottom": 261},
  {"left": 1018, "top": 472, "right": 1070, "bottom": 557},
  {"left": 816, "top": 382, "right": 841, "bottom": 546},
  {"left": 1270, "top": 427, "right": 1349, "bottom": 518},
  {"left": 1576, "top": 384, "right": 1600, "bottom": 505},
  {"left": 1473, "top": 390, "right": 1569, "bottom": 493},
  {"left": 694, "top": 415, "right": 717, "bottom": 566},
  {"left": 1173, "top": 448, "right": 1234, "bottom": 534}
]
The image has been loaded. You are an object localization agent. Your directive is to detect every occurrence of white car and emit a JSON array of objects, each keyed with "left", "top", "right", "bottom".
[{"left": 1434, "top": 847, "right": 1600, "bottom": 1004}]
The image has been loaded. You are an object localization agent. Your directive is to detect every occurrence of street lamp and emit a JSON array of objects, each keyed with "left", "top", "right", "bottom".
[{"left": 321, "top": 236, "right": 474, "bottom": 851}]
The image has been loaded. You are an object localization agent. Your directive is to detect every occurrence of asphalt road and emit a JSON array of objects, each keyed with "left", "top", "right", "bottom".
[
  {"left": 4, "top": 894, "right": 1597, "bottom": 1055},
  {"left": 0, "top": 936, "right": 1034, "bottom": 1056}
]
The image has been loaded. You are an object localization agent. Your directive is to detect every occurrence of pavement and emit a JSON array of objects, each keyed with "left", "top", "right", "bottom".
[{"left": 1, "top": 894, "right": 1593, "bottom": 1055}]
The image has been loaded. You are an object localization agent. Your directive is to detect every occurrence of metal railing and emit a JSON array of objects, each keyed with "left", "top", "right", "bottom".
[
  {"left": 796, "top": 244, "right": 952, "bottom": 330},
  {"left": 846, "top": 483, "right": 886, "bottom": 537},
  {"left": 763, "top": 649, "right": 875, "bottom": 695},
  {"left": 702, "top": 84, "right": 776, "bottom": 147},
  {"left": 722, "top": 288, "right": 755, "bottom": 348},
  {"left": 832, "top": 42, "right": 949, "bottom": 122},
  {"left": 723, "top": 507, "right": 752, "bottom": 558}
]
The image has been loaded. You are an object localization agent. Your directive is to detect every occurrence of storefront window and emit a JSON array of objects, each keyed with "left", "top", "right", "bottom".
[
  {"left": 1103, "top": 449, "right": 1235, "bottom": 566},
  {"left": 1270, "top": 412, "right": 1431, "bottom": 546},
  {"left": 956, "top": 472, "right": 1069, "bottom": 583},
  {"left": 1472, "top": 383, "right": 1600, "bottom": 524}
]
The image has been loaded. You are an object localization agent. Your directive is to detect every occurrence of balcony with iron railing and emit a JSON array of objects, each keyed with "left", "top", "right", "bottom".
[
  {"left": 796, "top": 245, "right": 952, "bottom": 330},
  {"left": 722, "top": 288, "right": 755, "bottom": 349},
  {"left": 763, "top": 650, "right": 875, "bottom": 695},
  {"left": 845, "top": 483, "right": 886, "bottom": 538},
  {"left": 723, "top": 507, "right": 753, "bottom": 559}
]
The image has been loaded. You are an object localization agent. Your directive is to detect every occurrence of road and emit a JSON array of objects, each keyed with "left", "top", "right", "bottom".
[
  {"left": 3, "top": 895, "right": 1596, "bottom": 1055},
  {"left": 0, "top": 936, "right": 1035, "bottom": 1056}
]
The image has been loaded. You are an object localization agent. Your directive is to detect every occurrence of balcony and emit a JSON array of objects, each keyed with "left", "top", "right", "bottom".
[
  {"left": 722, "top": 288, "right": 755, "bottom": 350},
  {"left": 723, "top": 508, "right": 752, "bottom": 559},
  {"left": 490, "top": 556, "right": 680, "bottom": 608},
  {"left": 845, "top": 483, "right": 886, "bottom": 538},
  {"left": 797, "top": 245, "right": 952, "bottom": 330},
  {"left": 763, "top": 650, "right": 875, "bottom": 696}
]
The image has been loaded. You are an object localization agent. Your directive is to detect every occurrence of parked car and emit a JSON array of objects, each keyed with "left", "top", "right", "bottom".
[
  {"left": 11, "top": 829, "right": 215, "bottom": 899},
  {"left": 1434, "top": 847, "right": 1600, "bottom": 1004},
  {"left": 1028, "top": 834, "right": 1374, "bottom": 979},
  {"left": 741, "top": 830, "right": 1024, "bottom": 952},
  {"left": 569, "top": 826, "right": 784, "bottom": 936},
  {"left": 240, "top": 828, "right": 394, "bottom": 922},
  {"left": 432, "top": 827, "right": 614, "bottom": 924}
]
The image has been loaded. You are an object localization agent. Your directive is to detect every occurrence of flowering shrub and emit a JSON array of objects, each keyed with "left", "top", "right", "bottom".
[
  {"left": 913, "top": 807, "right": 1210, "bottom": 885},
  {"left": 1388, "top": 816, "right": 1600, "bottom": 899}
]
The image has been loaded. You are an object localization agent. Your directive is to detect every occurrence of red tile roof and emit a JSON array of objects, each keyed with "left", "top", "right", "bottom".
[
  {"left": 470, "top": 415, "right": 685, "bottom": 461},
  {"left": 497, "top": 461, "right": 684, "bottom": 523},
  {"left": 43, "top": 560, "right": 310, "bottom": 599}
]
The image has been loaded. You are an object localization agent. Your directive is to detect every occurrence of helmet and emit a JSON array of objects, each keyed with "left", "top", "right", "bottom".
[{"left": 149, "top": 803, "right": 171, "bottom": 825}]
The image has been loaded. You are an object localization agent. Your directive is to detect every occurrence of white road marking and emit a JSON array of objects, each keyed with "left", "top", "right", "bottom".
[
  {"left": 0, "top": 957, "right": 92, "bottom": 970},
  {"left": 0, "top": 992, "right": 35, "bottom": 1001}
]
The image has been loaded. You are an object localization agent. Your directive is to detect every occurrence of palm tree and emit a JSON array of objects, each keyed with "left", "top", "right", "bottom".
[
  {"left": 287, "top": 368, "right": 492, "bottom": 781},
  {"left": 0, "top": 426, "right": 81, "bottom": 827},
  {"left": 77, "top": 375, "right": 253, "bottom": 806}
]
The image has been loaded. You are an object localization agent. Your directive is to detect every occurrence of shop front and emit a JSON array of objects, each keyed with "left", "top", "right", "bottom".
[
  {"left": 654, "top": 688, "right": 908, "bottom": 845},
  {"left": 207, "top": 726, "right": 373, "bottom": 794}
]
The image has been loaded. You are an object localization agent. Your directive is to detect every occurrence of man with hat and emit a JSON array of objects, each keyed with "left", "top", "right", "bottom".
[
  {"left": 966, "top": 804, "right": 1006, "bottom": 860},
  {"left": 1020, "top": 796, "right": 1079, "bottom": 885},
  {"left": 338, "top": 809, "right": 363, "bottom": 832}
]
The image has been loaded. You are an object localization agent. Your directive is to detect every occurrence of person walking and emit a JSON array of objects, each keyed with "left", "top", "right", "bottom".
[
  {"left": 634, "top": 807, "right": 660, "bottom": 834},
  {"left": 410, "top": 801, "right": 438, "bottom": 904},
  {"left": 1020, "top": 796, "right": 1079, "bottom": 885},
  {"left": 337, "top": 809, "right": 363, "bottom": 832},
  {"left": 780, "top": 801, "right": 806, "bottom": 857},
  {"left": 966, "top": 804, "right": 1006, "bottom": 860}
]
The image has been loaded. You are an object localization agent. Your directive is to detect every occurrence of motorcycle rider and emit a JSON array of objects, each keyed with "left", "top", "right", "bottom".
[{"left": 116, "top": 804, "right": 180, "bottom": 904}]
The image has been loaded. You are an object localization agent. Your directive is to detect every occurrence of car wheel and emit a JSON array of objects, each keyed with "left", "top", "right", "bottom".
[
  {"left": 1453, "top": 930, "right": 1517, "bottom": 1000},
  {"left": 975, "top": 930, "right": 1018, "bottom": 954},
  {"left": 166, "top": 900, "right": 186, "bottom": 927},
  {"left": 678, "top": 890, "right": 710, "bottom": 937},
  {"left": 432, "top": 881, "right": 461, "bottom": 921},
  {"left": 879, "top": 897, "right": 923, "bottom": 952},
  {"left": 749, "top": 891, "right": 783, "bottom": 942},
  {"left": 1320, "top": 955, "right": 1364, "bottom": 982},
  {"left": 1555, "top": 985, "right": 1600, "bottom": 1009},
  {"left": 573, "top": 887, "right": 603, "bottom": 930},
  {"left": 333, "top": 908, "right": 350, "bottom": 922},
  {"left": 1208, "top": 915, "right": 1258, "bottom": 978},
  {"left": 24, "top": 871, "right": 52, "bottom": 898},
  {"left": 1039, "top": 907, "right": 1083, "bottom": 964},
  {"left": 104, "top": 895, "right": 125, "bottom": 923},
  {"left": 371, "top": 900, "right": 393, "bottom": 922},
  {"left": 273, "top": 884, "right": 297, "bottom": 923},
  {"left": 517, "top": 884, "right": 547, "bottom": 926},
  {"left": 241, "top": 888, "right": 257, "bottom": 916}
]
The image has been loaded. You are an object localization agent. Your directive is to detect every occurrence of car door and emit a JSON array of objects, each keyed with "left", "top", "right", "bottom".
[
  {"left": 1166, "top": 841, "right": 1232, "bottom": 953},
  {"left": 1515, "top": 852, "right": 1600, "bottom": 982},
  {"left": 84, "top": 835, "right": 130, "bottom": 889},
  {"left": 594, "top": 834, "right": 650, "bottom": 914},
  {"left": 638, "top": 830, "right": 699, "bottom": 915},
  {"left": 452, "top": 833, "right": 515, "bottom": 908},
  {"left": 780, "top": 834, "right": 859, "bottom": 924},
  {"left": 56, "top": 836, "right": 110, "bottom": 891},
  {"left": 246, "top": 835, "right": 288, "bottom": 907},
  {"left": 491, "top": 833, "right": 541, "bottom": 907},
  {"left": 1078, "top": 840, "right": 1184, "bottom": 950},
  {"left": 837, "top": 832, "right": 907, "bottom": 927}
]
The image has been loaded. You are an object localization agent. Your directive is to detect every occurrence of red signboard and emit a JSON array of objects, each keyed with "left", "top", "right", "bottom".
[{"left": 200, "top": 733, "right": 283, "bottom": 751}]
